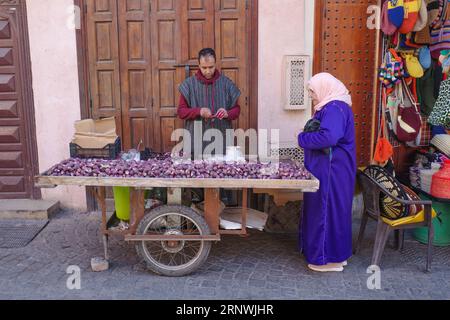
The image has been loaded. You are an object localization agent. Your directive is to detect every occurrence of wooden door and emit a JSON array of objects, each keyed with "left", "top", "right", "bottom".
[
  {"left": 314, "top": 0, "right": 379, "bottom": 166},
  {"left": 0, "top": 2, "right": 39, "bottom": 199},
  {"left": 85, "top": 0, "right": 250, "bottom": 153},
  {"left": 85, "top": 0, "right": 123, "bottom": 138},
  {"left": 214, "top": 0, "right": 248, "bottom": 131}
]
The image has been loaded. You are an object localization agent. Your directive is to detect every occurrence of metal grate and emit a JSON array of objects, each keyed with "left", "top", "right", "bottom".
[
  {"left": 400, "top": 240, "right": 450, "bottom": 266},
  {"left": 270, "top": 146, "right": 305, "bottom": 164},
  {"left": 283, "top": 55, "right": 310, "bottom": 110},
  {"left": 0, "top": 220, "right": 49, "bottom": 248}
]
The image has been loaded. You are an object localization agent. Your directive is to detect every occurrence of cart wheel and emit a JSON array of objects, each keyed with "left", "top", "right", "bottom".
[{"left": 135, "top": 205, "right": 212, "bottom": 277}]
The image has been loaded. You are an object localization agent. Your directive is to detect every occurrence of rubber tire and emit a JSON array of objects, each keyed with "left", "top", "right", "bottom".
[{"left": 135, "top": 205, "right": 212, "bottom": 277}]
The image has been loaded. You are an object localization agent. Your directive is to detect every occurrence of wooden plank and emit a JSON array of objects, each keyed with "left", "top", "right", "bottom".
[
  {"left": 167, "top": 187, "right": 182, "bottom": 205},
  {"left": 35, "top": 175, "right": 320, "bottom": 191},
  {"left": 129, "top": 188, "right": 145, "bottom": 234},
  {"left": 204, "top": 188, "right": 221, "bottom": 234},
  {"left": 125, "top": 234, "right": 221, "bottom": 241},
  {"left": 252, "top": 188, "right": 303, "bottom": 206},
  {"left": 241, "top": 188, "right": 248, "bottom": 235}
]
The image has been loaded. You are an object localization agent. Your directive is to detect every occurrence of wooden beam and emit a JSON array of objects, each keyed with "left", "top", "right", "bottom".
[{"left": 204, "top": 188, "right": 221, "bottom": 234}]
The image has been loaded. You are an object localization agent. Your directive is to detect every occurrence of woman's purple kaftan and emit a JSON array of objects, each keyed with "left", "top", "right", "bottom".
[{"left": 298, "top": 100, "right": 356, "bottom": 265}]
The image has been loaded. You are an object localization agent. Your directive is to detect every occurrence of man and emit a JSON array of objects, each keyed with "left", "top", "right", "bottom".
[{"left": 178, "top": 48, "right": 241, "bottom": 158}]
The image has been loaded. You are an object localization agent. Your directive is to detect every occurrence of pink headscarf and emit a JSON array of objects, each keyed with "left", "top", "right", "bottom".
[{"left": 308, "top": 73, "right": 352, "bottom": 113}]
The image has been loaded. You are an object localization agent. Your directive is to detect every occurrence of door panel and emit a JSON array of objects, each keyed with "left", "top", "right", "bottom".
[
  {"left": 215, "top": 0, "right": 247, "bottom": 130},
  {"left": 0, "top": 3, "right": 37, "bottom": 199},
  {"left": 118, "top": 0, "right": 153, "bottom": 150},
  {"left": 315, "top": 0, "right": 378, "bottom": 166},
  {"left": 86, "top": 0, "right": 123, "bottom": 136},
  {"left": 150, "top": 0, "right": 181, "bottom": 152}
]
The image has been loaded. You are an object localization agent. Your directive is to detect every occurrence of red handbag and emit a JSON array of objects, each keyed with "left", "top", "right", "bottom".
[
  {"left": 396, "top": 80, "right": 422, "bottom": 142},
  {"left": 374, "top": 89, "right": 394, "bottom": 164}
]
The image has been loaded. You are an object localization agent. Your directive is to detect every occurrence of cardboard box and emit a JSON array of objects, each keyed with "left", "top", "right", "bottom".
[{"left": 71, "top": 117, "right": 118, "bottom": 149}]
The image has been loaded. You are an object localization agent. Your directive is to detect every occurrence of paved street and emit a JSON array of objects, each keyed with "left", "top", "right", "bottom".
[{"left": 0, "top": 209, "right": 449, "bottom": 300}]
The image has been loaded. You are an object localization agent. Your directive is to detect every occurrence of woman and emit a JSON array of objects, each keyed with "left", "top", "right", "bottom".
[{"left": 297, "top": 73, "right": 356, "bottom": 272}]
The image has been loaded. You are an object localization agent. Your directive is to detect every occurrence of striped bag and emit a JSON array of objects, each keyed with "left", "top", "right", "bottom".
[{"left": 430, "top": 0, "right": 450, "bottom": 57}]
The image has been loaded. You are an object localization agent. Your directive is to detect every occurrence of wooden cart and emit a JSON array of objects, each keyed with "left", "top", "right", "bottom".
[{"left": 35, "top": 174, "right": 319, "bottom": 276}]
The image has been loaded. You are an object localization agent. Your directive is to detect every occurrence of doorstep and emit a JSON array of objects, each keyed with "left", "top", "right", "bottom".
[{"left": 0, "top": 199, "right": 60, "bottom": 220}]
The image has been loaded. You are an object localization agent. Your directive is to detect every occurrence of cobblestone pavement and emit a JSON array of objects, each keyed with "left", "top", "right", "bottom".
[{"left": 0, "top": 209, "right": 449, "bottom": 300}]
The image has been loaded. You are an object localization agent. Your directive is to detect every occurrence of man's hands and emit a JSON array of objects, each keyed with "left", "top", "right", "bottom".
[
  {"left": 200, "top": 108, "right": 212, "bottom": 119},
  {"left": 200, "top": 108, "right": 228, "bottom": 120},
  {"left": 214, "top": 108, "right": 228, "bottom": 120}
]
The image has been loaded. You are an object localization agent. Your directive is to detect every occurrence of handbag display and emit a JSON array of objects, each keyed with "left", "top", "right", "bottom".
[{"left": 397, "top": 79, "right": 422, "bottom": 142}]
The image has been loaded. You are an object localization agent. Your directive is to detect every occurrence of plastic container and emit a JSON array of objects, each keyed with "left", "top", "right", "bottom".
[
  {"left": 419, "top": 168, "right": 439, "bottom": 193},
  {"left": 70, "top": 137, "right": 121, "bottom": 160},
  {"left": 113, "top": 186, "right": 130, "bottom": 221},
  {"left": 413, "top": 193, "right": 450, "bottom": 246},
  {"left": 431, "top": 160, "right": 450, "bottom": 200}
]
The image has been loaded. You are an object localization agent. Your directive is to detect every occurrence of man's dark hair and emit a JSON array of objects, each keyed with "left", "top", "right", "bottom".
[{"left": 198, "top": 48, "right": 216, "bottom": 62}]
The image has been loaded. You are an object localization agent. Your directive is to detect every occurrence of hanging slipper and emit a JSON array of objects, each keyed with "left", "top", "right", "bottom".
[
  {"left": 428, "top": 0, "right": 444, "bottom": 28},
  {"left": 399, "top": 0, "right": 422, "bottom": 34},
  {"left": 405, "top": 33, "right": 423, "bottom": 48},
  {"left": 415, "top": 27, "right": 432, "bottom": 44},
  {"left": 419, "top": 46, "right": 432, "bottom": 69},
  {"left": 413, "top": 0, "right": 429, "bottom": 31},
  {"left": 382, "top": 0, "right": 399, "bottom": 35},
  {"left": 388, "top": 0, "right": 405, "bottom": 28}
]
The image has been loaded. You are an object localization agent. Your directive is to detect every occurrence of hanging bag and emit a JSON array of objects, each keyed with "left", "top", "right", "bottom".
[
  {"left": 387, "top": 84, "right": 402, "bottom": 135},
  {"left": 430, "top": 0, "right": 450, "bottom": 57},
  {"left": 429, "top": 78, "right": 450, "bottom": 129},
  {"left": 388, "top": 0, "right": 406, "bottom": 28},
  {"left": 382, "top": 0, "right": 399, "bottom": 35},
  {"left": 379, "top": 49, "right": 406, "bottom": 88},
  {"left": 374, "top": 89, "right": 394, "bottom": 164},
  {"left": 413, "top": 0, "right": 429, "bottom": 31},
  {"left": 397, "top": 79, "right": 422, "bottom": 142},
  {"left": 403, "top": 52, "right": 425, "bottom": 78},
  {"left": 399, "top": 0, "right": 422, "bottom": 34}
]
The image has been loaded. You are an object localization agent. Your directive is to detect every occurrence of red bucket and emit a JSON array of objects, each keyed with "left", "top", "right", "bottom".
[{"left": 431, "top": 160, "right": 450, "bottom": 200}]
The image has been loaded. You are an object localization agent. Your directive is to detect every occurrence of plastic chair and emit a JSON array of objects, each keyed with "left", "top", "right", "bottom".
[{"left": 354, "top": 170, "right": 434, "bottom": 272}]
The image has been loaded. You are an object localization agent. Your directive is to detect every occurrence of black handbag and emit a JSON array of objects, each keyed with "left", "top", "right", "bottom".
[
  {"left": 303, "top": 119, "right": 321, "bottom": 133},
  {"left": 303, "top": 119, "right": 331, "bottom": 155}
]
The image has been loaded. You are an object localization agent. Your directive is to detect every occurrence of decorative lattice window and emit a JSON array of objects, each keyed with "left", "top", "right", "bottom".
[
  {"left": 282, "top": 55, "right": 311, "bottom": 110},
  {"left": 269, "top": 142, "right": 305, "bottom": 164}
]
